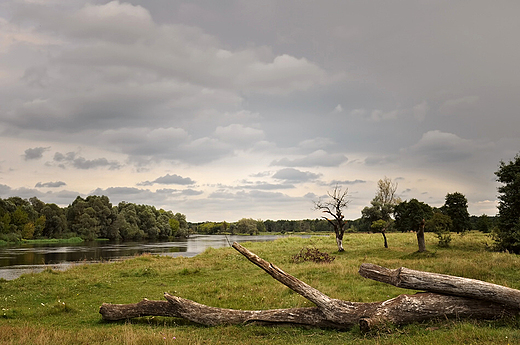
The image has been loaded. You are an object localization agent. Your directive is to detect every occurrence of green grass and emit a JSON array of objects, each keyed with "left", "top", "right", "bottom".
[
  {"left": 0, "top": 237, "right": 85, "bottom": 246},
  {"left": 0, "top": 231, "right": 519, "bottom": 344}
]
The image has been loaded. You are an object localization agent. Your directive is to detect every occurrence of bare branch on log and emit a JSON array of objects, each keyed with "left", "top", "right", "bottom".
[{"left": 359, "top": 263, "right": 520, "bottom": 309}]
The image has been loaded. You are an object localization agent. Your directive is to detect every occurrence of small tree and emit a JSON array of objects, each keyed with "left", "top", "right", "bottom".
[
  {"left": 314, "top": 185, "right": 349, "bottom": 252},
  {"left": 362, "top": 177, "right": 401, "bottom": 247},
  {"left": 426, "top": 212, "right": 453, "bottom": 247},
  {"left": 442, "top": 192, "right": 470, "bottom": 234},
  {"left": 494, "top": 153, "right": 520, "bottom": 253},
  {"left": 371, "top": 220, "right": 389, "bottom": 248},
  {"left": 394, "top": 199, "right": 433, "bottom": 252}
]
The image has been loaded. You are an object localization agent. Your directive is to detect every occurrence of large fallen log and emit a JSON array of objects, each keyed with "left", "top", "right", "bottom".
[
  {"left": 358, "top": 263, "right": 520, "bottom": 309},
  {"left": 100, "top": 242, "right": 519, "bottom": 331}
]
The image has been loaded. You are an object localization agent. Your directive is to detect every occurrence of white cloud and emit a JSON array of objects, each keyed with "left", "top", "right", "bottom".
[
  {"left": 439, "top": 96, "right": 479, "bottom": 115},
  {"left": 271, "top": 150, "right": 348, "bottom": 167},
  {"left": 214, "top": 124, "right": 265, "bottom": 146}
]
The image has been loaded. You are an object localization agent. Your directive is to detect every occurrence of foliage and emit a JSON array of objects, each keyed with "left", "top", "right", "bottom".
[
  {"left": 394, "top": 199, "right": 433, "bottom": 232},
  {"left": 494, "top": 153, "right": 520, "bottom": 253},
  {"left": 442, "top": 192, "right": 470, "bottom": 234},
  {"left": 476, "top": 214, "right": 492, "bottom": 233},
  {"left": 0, "top": 196, "right": 188, "bottom": 243},
  {"left": 426, "top": 212, "right": 453, "bottom": 247},
  {"left": 291, "top": 246, "right": 335, "bottom": 263},
  {"left": 362, "top": 177, "right": 401, "bottom": 224},
  {"left": 236, "top": 218, "right": 259, "bottom": 235}
]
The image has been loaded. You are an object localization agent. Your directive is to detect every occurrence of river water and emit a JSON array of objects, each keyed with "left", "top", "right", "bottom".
[{"left": 0, "top": 234, "right": 307, "bottom": 280}]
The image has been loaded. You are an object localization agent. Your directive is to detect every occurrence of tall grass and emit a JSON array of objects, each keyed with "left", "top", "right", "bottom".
[{"left": 0, "top": 231, "right": 519, "bottom": 344}]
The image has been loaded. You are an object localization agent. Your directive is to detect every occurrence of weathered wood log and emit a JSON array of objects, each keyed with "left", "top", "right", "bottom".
[
  {"left": 99, "top": 292, "right": 514, "bottom": 331},
  {"left": 100, "top": 299, "right": 179, "bottom": 320},
  {"left": 359, "top": 263, "right": 520, "bottom": 309},
  {"left": 99, "top": 242, "right": 519, "bottom": 331}
]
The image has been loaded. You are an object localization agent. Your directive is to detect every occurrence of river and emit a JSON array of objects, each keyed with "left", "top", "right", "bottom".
[{"left": 0, "top": 234, "right": 310, "bottom": 280}]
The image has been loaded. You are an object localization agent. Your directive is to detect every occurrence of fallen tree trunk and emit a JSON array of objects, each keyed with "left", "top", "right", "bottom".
[
  {"left": 99, "top": 242, "right": 520, "bottom": 331},
  {"left": 100, "top": 292, "right": 513, "bottom": 331},
  {"left": 359, "top": 263, "right": 520, "bottom": 309}
]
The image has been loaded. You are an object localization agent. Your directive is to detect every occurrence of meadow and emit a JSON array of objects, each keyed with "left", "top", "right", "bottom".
[{"left": 1, "top": 231, "right": 519, "bottom": 344}]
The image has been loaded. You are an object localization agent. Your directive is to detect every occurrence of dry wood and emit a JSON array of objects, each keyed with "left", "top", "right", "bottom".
[
  {"left": 359, "top": 263, "right": 520, "bottom": 309},
  {"left": 99, "top": 242, "right": 520, "bottom": 331}
]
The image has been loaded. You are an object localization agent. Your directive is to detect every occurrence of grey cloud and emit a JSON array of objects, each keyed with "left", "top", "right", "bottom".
[
  {"left": 364, "top": 155, "right": 399, "bottom": 166},
  {"left": 24, "top": 147, "right": 50, "bottom": 160},
  {"left": 138, "top": 174, "right": 195, "bottom": 186},
  {"left": 35, "top": 181, "right": 67, "bottom": 188},
  {"left": 155, "top": 188, "right": 203, "bottom": 196},
  {"left": 271, "top": 150, "right": 348, "bottom": 167},
  {"left": 237, "top": 182, "right": 295, "bottom": 190},
  {"left": 180, "top": 189, "right": 204, "bottom": 196},
  {"left": 402, "top": 130, "right": 476, "bottom": 163},
  {"left": 213, "top": 124, "right": 265, "bottom": 146},
  {"left": 53, "top": 152, "right": 122, "bottom": 170},
  {"left": 272, "top": 168, "right": 321, "bottom": 183},
  {"left": 328, "top": 179, "right": 366, "bottom": 186},
  {"left": 102, "top": 128, "right": 234, "bottom": 165}
]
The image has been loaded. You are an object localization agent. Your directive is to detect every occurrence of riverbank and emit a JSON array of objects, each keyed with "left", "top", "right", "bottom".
[
  {"left": 1, "top": 232, "right": 519, "bottom": 344},
  {"left": 0, "top": 234, "right": 319, "bottom": 280}
]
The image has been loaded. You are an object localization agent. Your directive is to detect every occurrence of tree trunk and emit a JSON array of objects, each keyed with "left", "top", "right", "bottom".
[
  {"left": 417, "top": 218, "right": 426, "bottom": 252},
  {"left": 335, "top": 233, "right": 344, "bottom": 252},
  {"left": 358, "top": 263, "right": 520, "bottom": 310},
  {"left": 382, "top": 230, "right": 388, "bottom": 248},
  {"left": 99, "top": 242, "right": 520, "bottom": 331}
]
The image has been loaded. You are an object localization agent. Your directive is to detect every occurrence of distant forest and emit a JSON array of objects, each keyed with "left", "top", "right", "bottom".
[
  {"left": 0, "top": 195, "right": 188, "bottom": 242},
  {"left": 0, "top": 195, "right": 495, "bottom": 243}
]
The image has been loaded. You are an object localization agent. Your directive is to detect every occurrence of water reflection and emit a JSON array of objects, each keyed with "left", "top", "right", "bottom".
[{"left": 0, "top": 234, "right": 309, "bottom": 280}]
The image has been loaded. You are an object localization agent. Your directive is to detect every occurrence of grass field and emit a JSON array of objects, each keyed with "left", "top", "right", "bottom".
[{"left": 1, "top": 231, "right": 519, "bottom": 344}]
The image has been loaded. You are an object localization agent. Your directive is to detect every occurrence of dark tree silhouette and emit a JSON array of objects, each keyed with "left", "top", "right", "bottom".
[{"left": 314, "top": 185, "right": 349, "bottom": 252}]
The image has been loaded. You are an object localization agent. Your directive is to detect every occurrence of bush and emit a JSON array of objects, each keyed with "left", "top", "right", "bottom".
[{"left": 291, "top": 247, "right": 335, "bottom": 263}]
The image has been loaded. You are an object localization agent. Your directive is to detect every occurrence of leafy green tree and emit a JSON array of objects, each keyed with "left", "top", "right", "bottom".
[
  {"left": 40, "top": 203, "right": 67, "bottom": 238},
  {"left": 362, "top": 177, "right": 401, "bottom": 247},
  {"left": 442, "top": 192, "right": 470, "bottom": 234},
  {"left": 426, "top": 211, "right": 453, "bottom": 247},
  {"left": 236, "top": 218, "right": 258, "bottom": 235},
  {"left": 394, "top": 199, "right": 433, "bottom": 252},
  {"left": 169, "top": 218, "right": 180, "bottom": 236},
  {"left": 494, "top": 153, "right": 520, "bottom": 253},
  {"left": 476, "top": 214, "right": 491, "bottom": 233}
]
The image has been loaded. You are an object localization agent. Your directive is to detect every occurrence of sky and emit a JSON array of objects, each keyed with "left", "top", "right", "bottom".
[{"left": 0, "top": 0, "right": 519, "bottom": 222}]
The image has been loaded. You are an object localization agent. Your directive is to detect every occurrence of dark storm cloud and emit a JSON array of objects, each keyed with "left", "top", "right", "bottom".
[
  {"left": 24, "top": 147, "right": 50, "bottom": 160},
  {"left": 137, "top": 174, "right": 195, "bottom": 186},
  {"left": 35, "top": 181, "right": 67, "bottom": 188}
]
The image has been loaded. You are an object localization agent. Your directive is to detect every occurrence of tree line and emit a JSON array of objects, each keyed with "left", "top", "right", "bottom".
[
  {"left": 0, "top": 195, "right": 188, "bottom": 242},
  {"left": 194, "top": 218, "right": 332, "bottom": 235}
]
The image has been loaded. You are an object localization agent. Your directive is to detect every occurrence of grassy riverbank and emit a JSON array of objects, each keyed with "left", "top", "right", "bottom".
[
  {"left": 1, "top": 232, "right": 519, "bottom": 344},
  {"left": 0, "top": 237, "right": 85, "bottom": 246}
]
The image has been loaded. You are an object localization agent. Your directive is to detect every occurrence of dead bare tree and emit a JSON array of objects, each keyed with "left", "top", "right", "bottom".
[
  {"left": 100, "top": 243, "right": 520, "bottom": 331},
  {"left": 314, "top": 185, "right": 349, "bottom": 252}
]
